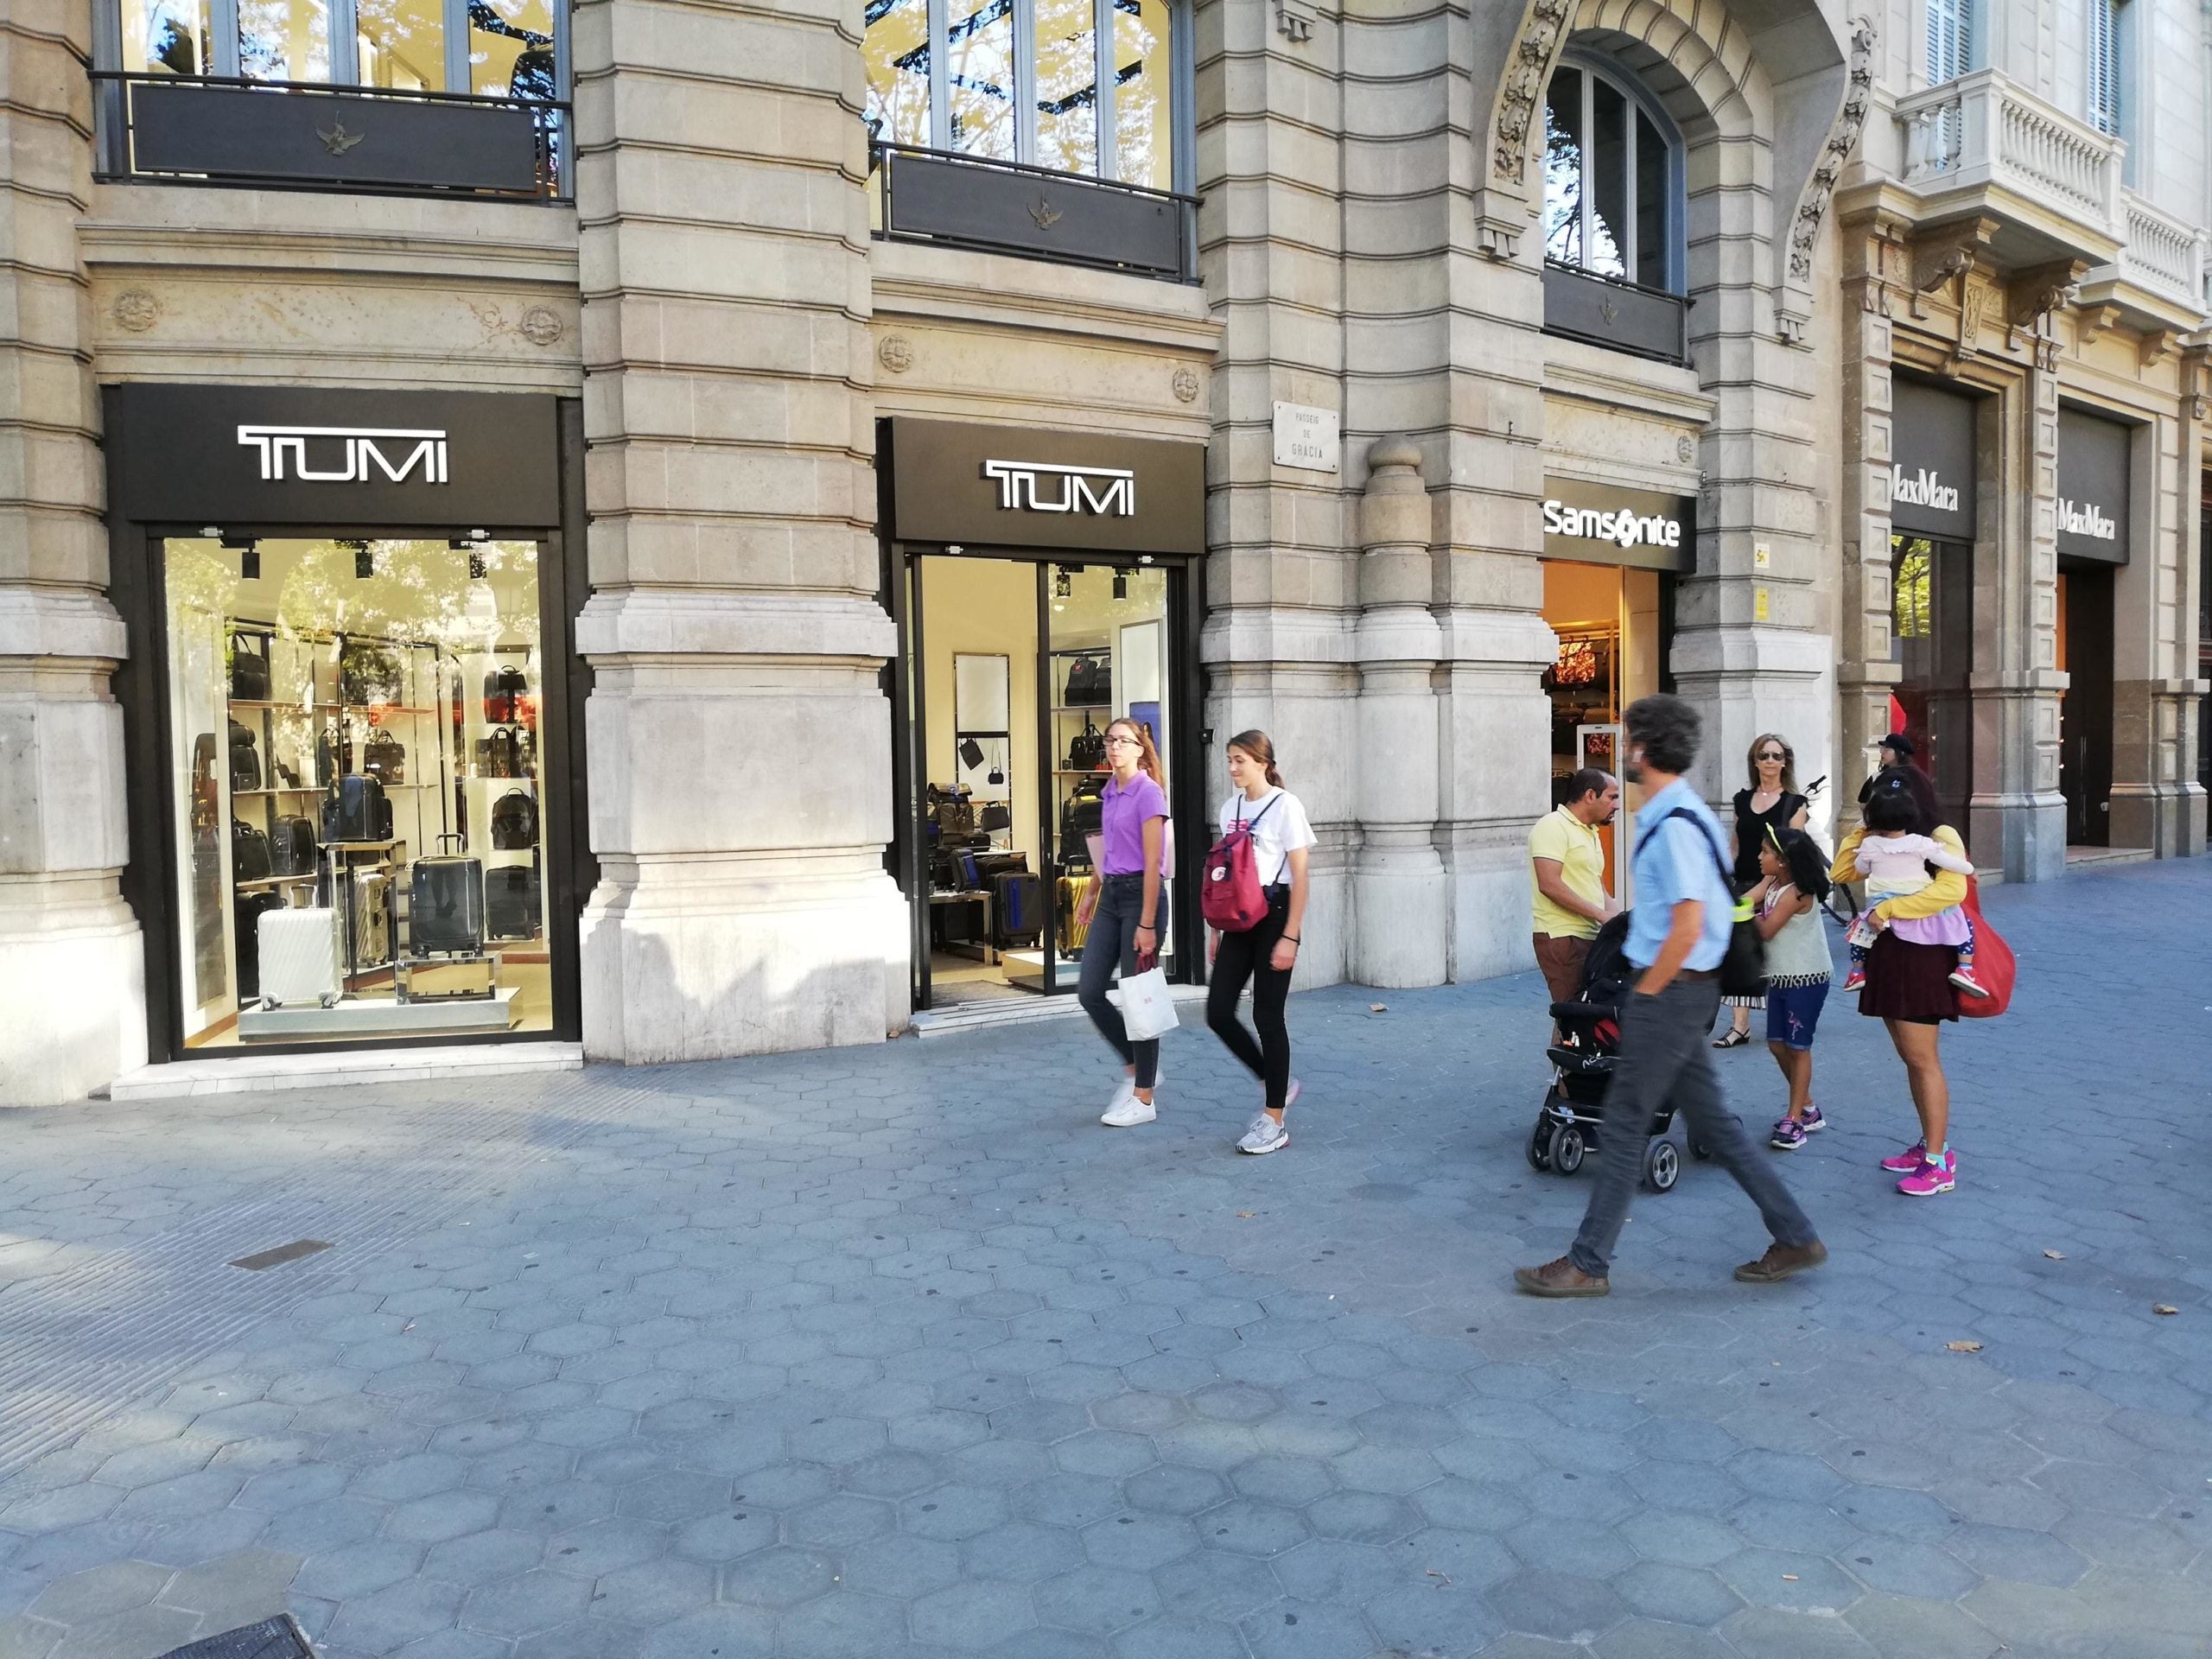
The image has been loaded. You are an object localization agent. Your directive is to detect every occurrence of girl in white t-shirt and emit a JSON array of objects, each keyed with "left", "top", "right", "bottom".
[{"left": 1205, "top": 730, "right": 1317, "bottom": 1154}]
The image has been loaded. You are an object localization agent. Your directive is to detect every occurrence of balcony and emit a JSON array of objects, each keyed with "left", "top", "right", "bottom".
[
  {"left": 94, "top": 73, "right": 570, "bottom": 202},
  {"left": 2078, "top": 191, "right": 2210, "bottom": 332},
  {"left": 1894, "top": 68, "right": 2122, "bottom": 268},
  {"left": 871, "top": 143, "right": 1198, "bottom": 284},
  {"left": 1541, "top": 261, "right": 1690, "bottom": 367}
]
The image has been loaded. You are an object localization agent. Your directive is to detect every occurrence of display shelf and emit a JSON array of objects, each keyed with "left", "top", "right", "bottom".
[
  {"left": 1052, "top": 769, "right": 1109, "bottom": 778},
  {"left": 234, "top": 873, "right": 318, "bottom": 891},
  {"left": 1051, "top": 703, "right": 1111, "bottom": 714},
  {"left": 232, "top": 787, "right": 323, "bottom": 797},
  {"left": 229, "top": 699, "right": 346, "bottom": 711}
]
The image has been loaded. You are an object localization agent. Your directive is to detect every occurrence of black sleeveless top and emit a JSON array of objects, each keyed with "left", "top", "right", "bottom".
[{"left": 1731, "top": 789, "right": 1807, "bottom": 887}]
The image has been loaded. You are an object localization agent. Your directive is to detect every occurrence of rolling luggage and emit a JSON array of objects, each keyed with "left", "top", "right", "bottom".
[
  {"left": 257, "top": 905, "right": 341, "bottom": 1007},
  {"left": 994, "top": 872, "right": 1042, "bottom": 947},
  {"left": 322, "top": 774, "right": 387, "bottom": 844},
  {"left": 410, "top": 834, "right": 485, "bottom": 955},
  {"left": 269, "top": 817, "right": 317, "bottom": 878},
  {"left": 353, "top": 874, "right": 391, "bottom": 966},
  {"left": 233, "top": 892, "right": 283, "bottom": 1001},
  {"left": 486, "top": 864, "right": 540, "bottom": 940},
  {"left": 1056, "top": 874, "right": 1092, "bottom": 954}
]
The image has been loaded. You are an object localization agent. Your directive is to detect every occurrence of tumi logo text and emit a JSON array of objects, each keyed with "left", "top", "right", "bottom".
[
  {"left": 983, "top": 460, "right": 1136, "bottom": 517},
  {"left": 1541, "top": 498, "right": 1683, "bottom": 551},
  {"left": 1890, "top": 463, "right": 1959, "bottom": 513},
  {"left": 237, "top": 425, "right": 449, "bottom": 485},
  {"left": 2059, "top": 498, "right": 2117, "bottom": 541}
]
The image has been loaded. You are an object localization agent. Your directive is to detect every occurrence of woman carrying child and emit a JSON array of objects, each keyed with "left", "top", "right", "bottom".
[
  {"left": 1830, "top": 772, "right": 1974, "bottom": 1196},
  {"left": 1744, "top": 826, "right": 1834, "bottom": 1151}
]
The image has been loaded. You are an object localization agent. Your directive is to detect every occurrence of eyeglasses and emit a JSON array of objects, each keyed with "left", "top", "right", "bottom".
[{"left": 1105, "top": 735, "right": 1141, "bottom": 748}]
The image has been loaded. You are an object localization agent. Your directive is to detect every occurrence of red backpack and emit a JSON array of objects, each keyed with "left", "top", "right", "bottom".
[
  {"left": 1955, "top": 877, "right": 2015, "bottom": 1018},
  {"left": 1200, "top": 795, "right": 1281, "bottom": 932}
]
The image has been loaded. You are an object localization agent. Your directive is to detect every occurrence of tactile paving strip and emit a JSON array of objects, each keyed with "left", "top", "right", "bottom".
[{"left": 0, "top": 1078, "right": 630, "bottom": 1478}]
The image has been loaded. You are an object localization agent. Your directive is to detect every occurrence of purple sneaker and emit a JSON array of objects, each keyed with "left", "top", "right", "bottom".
[
  {"left": 1798, "top": 1104, "right": 1826, "bottom": 1134},
  {"left": 1770, "top": 1117, "right": 1808, "bottom": 1151}
]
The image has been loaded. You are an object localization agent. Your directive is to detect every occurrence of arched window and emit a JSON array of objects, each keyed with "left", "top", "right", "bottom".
[
  {"left": 1541, "top": 55, "right": 1681, "bottom": 294},
  {"left": 865, "top": 0, "right": 1186, "bottom": 192}
]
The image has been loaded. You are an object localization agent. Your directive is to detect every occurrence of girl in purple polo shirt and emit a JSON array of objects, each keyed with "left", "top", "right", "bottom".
[{"left": 1083, "top": 717, "right": 1172, "bottom": 1127}]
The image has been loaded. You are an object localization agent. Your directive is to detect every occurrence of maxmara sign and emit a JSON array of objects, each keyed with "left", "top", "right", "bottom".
[
  {"left": 1889, "top": 378, "right": 1978, "bottom": 539},
  {"left": 2056, "top": 407, "right": 2131, "bottom": 566},
  {"left": 107, "top": 384, "right": 559, "bottom": 528},
  {"left": 1891, "top": 464, "right": 1960, "bottom": 515},
  {"left": 2058, "top": 498, "right": 2116, "bottom": 542},
  {"left": 1540, "top": 477, "right": 1695, "bottom": 572}
]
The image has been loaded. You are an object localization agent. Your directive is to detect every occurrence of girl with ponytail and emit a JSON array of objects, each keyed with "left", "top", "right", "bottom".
[
  {"left": 1206, "top": 729, "right": 1315, "bottom": 1154},
  {"left": 1084, "top": 717, "right": 1174, "bottom": 1127}
]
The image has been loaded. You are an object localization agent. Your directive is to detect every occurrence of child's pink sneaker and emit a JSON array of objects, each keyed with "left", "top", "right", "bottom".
[
  {"left": 1949, "top": 966, "right": 1991, "bottom": 998},
  {"left": 1879, "top": 1140, "right": 1927, "bottom": 1173},
  {"left": 1897, "top": 1153, "right": 1957, "bottom": 1196}
]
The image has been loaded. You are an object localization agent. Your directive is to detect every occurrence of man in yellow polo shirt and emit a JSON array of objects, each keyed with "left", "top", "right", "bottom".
[{"left": 1529, "top": 768, "right": 1621, "bottom": 1008}]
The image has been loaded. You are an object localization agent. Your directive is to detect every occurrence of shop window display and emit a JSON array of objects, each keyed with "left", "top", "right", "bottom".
[{"left": 164, "top": 536, "right": 551, "bottom": 1047}]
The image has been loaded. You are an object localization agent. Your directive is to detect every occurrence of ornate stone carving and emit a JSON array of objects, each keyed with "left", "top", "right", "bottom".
[
  {"left": 2005, "top": 260, "right": 2088, "bottom": 329},
  {"left": 1492, "top": 0, "right": 1573, "bottom": 184},
  {"left": 111, "top": 290, "right": 160, "bottom": 333},
  {"left": 1170, "top": 365, "right": 1200, "bottom": 404},
  {"left": 1675, "top": 434, "right": 1694, "bottom": 463},
  {"left": 520, "top": 306, "right": 564, "bottom": 347},
  {"left": 1274, "top": 0, "right": 1314, "bottom": 42},
  {"left": 878, "top": 335, "right": 914, "bottom": 374},
  {"left": 1787, "top": 17, "right": 1877, "bottom": 287}
]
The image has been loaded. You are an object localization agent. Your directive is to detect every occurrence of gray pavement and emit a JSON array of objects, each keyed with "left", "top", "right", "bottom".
[{"left": 1, "top": 857, "right": 2209, "bottom": 1659}]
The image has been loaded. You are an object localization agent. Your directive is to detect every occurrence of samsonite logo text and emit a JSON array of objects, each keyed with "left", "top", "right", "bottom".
[{"left": 1542, "top": 499, "right": 1683, "bottom": 551}]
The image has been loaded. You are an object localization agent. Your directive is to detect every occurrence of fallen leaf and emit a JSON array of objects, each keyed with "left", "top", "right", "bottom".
[
  {"left": 1236, "top": 1211, "right": 1255, "bottom": 1220},
  {"left": 2155, "top": 1305, "right": 2180, "bottom": 1317},
  {"left": 1370, "top": 1003, "right": 1389, "bottom": 1013},
  {"left": 1781, "top": 1573, "right": 1798, "bottom": 1580},
  {"left": 2043, "top": 1249, "right": 2064, "bottom": 1260},
  {"left": 1944, "top": 1340, "right": 1983, "bottom": 1353}
]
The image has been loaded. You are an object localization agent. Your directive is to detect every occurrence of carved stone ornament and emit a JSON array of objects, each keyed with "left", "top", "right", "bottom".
[
  {"left": 1492, "top": 0, "right": 1573, "bottom": 184},
  {"left": 1171, "top": 365, "right": 1200, "bottom": 404},
  {"left": 1274, "top": 0, "right": 1314, "bottom": 42},
  {"left": 1675, "top": 434, "right": 1694, "bottom": 464},
  {"left": 878, "top": 335, "right": 914, "bottom": 374},
  {"left": 1788, "top": 17, "right": 1878, "bottom": 287},
  {"left": 519, "top": 306, "right": 564, "bottom": 347},
  {"left": 111, "top": 289, "right": 161, "bottom": 333},
  {"left": 2005, "top": 260, "right": 2088, "bottom": 329}
]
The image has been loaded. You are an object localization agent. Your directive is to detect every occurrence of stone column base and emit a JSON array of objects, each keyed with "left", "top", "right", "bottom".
[
  {"left": 581, "top": 853, "right": 907, "bottom": 1065},
  {"left": 1446, "top": 839, "right": 1536, "bottom": 982},
  {"left": 1351, "top": 835, "right": 1448, "bottom": 988},
  {"left": 0, "top": 878, "right": 146, "bottom": 1106}
]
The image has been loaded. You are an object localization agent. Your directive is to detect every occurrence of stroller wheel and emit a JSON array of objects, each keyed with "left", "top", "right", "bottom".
[
  {"left": 1552, "top": 1125, "right": 1586, "bottom": 1175},
  {"left": 1643, "top": 1139, "right": 1681, "bottom": 1193},
  {"left": 1527, "top": 1117, "right": 1555, "bottom": 1172}
]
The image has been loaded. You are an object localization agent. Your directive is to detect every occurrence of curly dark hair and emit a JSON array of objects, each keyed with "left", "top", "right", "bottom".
[
  {"left": 1764, "top": 825, "right": 1833, "bottom": 905},
  {"left": 1624, "top": 693, "right": 1700, "bottom": 776}
]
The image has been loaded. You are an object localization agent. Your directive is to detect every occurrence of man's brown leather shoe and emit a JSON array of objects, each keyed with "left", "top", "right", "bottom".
[
  {"left": 1734, "top": 1240, "right": 1828, "bottom": 1283},
  {"left": 1514, "top": 1256, "right": 1610, "bottom": 1298}
]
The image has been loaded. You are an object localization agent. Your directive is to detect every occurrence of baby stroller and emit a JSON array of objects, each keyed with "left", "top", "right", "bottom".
[{"left": 1525, "top": 912, "right": 1738, "bottom": 1193}]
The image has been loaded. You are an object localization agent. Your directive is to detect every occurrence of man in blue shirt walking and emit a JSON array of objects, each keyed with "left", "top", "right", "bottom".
[{"left": 1517, "top": 694, "right": 1826, "bottom": 1296}]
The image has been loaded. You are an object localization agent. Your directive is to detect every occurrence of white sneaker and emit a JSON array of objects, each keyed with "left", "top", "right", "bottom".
[
  {"left": 1102, "top": 1091, "right": 1157, "bottom": 1128},
  {"left": 1236, "top": 1113, "right": 1289, "bottom": 1155}
]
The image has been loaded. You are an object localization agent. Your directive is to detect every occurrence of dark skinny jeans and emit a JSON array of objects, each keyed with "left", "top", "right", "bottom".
[
  {"left": 1206, "top": 886, "right": 1294, "bottom": 1112},
  {"left": 1079, "top": 874, "right": 1169, "bottom": 1090}
]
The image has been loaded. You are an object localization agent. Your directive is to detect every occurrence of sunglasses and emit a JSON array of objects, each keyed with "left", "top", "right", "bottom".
[{"left": 1757, "top": 751, "right": 1787, "bottom": 761}]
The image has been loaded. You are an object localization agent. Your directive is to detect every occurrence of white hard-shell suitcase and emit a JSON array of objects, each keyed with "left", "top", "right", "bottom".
[{"left": 257, "top": 906, "right": 342, "bottom": 1007}]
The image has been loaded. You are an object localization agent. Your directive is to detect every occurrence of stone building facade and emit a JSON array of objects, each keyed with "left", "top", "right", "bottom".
[{"left": 0, "top": 0, "right": 2202, "bottom": 1105}]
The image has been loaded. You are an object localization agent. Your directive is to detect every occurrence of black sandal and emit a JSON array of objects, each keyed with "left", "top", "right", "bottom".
[{"left": 1713, "top": 1027, "right": 1751, "bottom": 1049}]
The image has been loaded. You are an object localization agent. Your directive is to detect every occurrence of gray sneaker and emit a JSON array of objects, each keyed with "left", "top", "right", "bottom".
[{"left": 1237, "top": 1112, "right": 1289, "bottom": 1155}]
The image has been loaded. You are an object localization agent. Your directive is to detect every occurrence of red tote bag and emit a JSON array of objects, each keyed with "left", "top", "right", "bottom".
[{"left": 1956, "top": 877, "right": 2014, "bottom": 1019}]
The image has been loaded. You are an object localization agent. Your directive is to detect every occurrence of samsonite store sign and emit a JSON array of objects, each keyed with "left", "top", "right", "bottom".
[
  {"left": 2056, "top": 407, "right": 2131, "bottom": 565},
  {"left": 107, "top": 384, "right": 561, "bottom": 528},
  {"left": 1889, "top": 378, "right": 1979, "bottom": 540},
  {"left": 887, "top": 417, "right": 1205, "bottom": 556},
  {"left": 1541, "top": 478, "right": 1695, "bottom": 572}
]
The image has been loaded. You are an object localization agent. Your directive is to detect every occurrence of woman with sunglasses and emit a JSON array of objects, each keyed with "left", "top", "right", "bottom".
[
  {"left": 1714, "top": 733, "right": 1808, "bottom": 1049},
  {"left": 1084, "top": 717, "right": 1173, "bottom": 1127}
]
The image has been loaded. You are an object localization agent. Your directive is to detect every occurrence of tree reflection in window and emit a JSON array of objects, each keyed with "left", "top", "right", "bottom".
[
  {"left": 1893, "top": 541, "right": 1934, "bottom": 645},
  {"left": 1542, "top": 57, "right": 1675, "bottom": 290}
]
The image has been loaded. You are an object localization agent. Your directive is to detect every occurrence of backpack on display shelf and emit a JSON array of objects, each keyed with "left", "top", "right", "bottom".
[
  {"left": 228, "top": 718, "right": 262, "bottom": 791},
  {"left": 232, "top": 820, "right": 271, "bottom": 881},
  {"left": 321, "top": 773, "right": 388, "bottom": 845},
  {"left": 269, "top": 816, "right": 318, "bottom": 878},
  {"left": 491, "top": 788, "right": 538, "bottom": 849},
  {"left": 486, "top": 727, "right": 519, "bottom": 778},
  {"left": 1064, "top": 654, "right": 1109, "bottom": 703}
]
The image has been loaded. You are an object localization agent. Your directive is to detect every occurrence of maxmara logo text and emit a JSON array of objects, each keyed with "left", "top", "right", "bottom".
[
  {"left": 1541, "top": 499, "right": 1683, "bottom": 551},
  {"left": 984, "top": 460, "right": 1135, "bottom": 517},
  {"left": 1890, "top": 463, "right": 1959, "bottom": 513},
  {"left": 237, "top": 425, "right": 450, "bottom": 485},
  {"left": 2059, "top": 498, "right": 2117, "bottom": 541}
]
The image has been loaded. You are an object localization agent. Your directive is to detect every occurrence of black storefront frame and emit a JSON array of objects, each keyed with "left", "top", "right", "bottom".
[
  {"left": 106, "top": 391, "right": 594, "bottom": 1063},
  {"left": 888, "top": 544, "right": 1205, "bottom": 1014}
]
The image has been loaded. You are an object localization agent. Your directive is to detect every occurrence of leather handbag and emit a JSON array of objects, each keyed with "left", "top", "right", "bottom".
[
  {"left": 232, "top": 820, "right": 272, "bottom": 881},
  {"left": 363, "top": 729, "right": 405, "bottom": 786},
  {"left": 1068, "top": 719, "right": 1107, "bottom": 772},
  {"left": 491, "top": 787, "right": 538, "bottom": 849},
  {"left": 485, "top": 664, "right": 529, "bottom": 723},
  {"left": 230, "top": 633, "right": 270, "bottom": 701}
]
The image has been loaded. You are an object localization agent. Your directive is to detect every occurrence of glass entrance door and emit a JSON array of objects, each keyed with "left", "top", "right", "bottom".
[
  {"left": 899, "top": 551, "right": 1183, "bottom": 1012},
  {"left": 1889, "top": 534, "right": 1976, "bottom": 832}
]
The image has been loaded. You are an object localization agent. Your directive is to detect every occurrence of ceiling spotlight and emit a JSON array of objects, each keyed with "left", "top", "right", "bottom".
[
  {"left": 1054, "top": 567, "right": 1071, "bottom": 598},
  {"left": 341, "top": 539, "right": 372, "bottom": 579},
  {"left": 241, "top": 545, "right": 260, "bottom": 582}
]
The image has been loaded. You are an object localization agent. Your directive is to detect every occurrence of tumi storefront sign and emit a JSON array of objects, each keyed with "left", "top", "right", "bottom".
[
  {"left": 1541, "top": 477, "right": 1695, "bottom": 572},
  {"left": 1889, "top": 378, "right": 1979, "bottom": 539},
  {"left": 889, "top": 417, "right": 1205, "bottom": 556},
  {"left": 107, "top": 384, "right": 559, "bottom": 528},
  {"left": 2056, "top": 407, "right": 2131, "bottom": 565}
]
